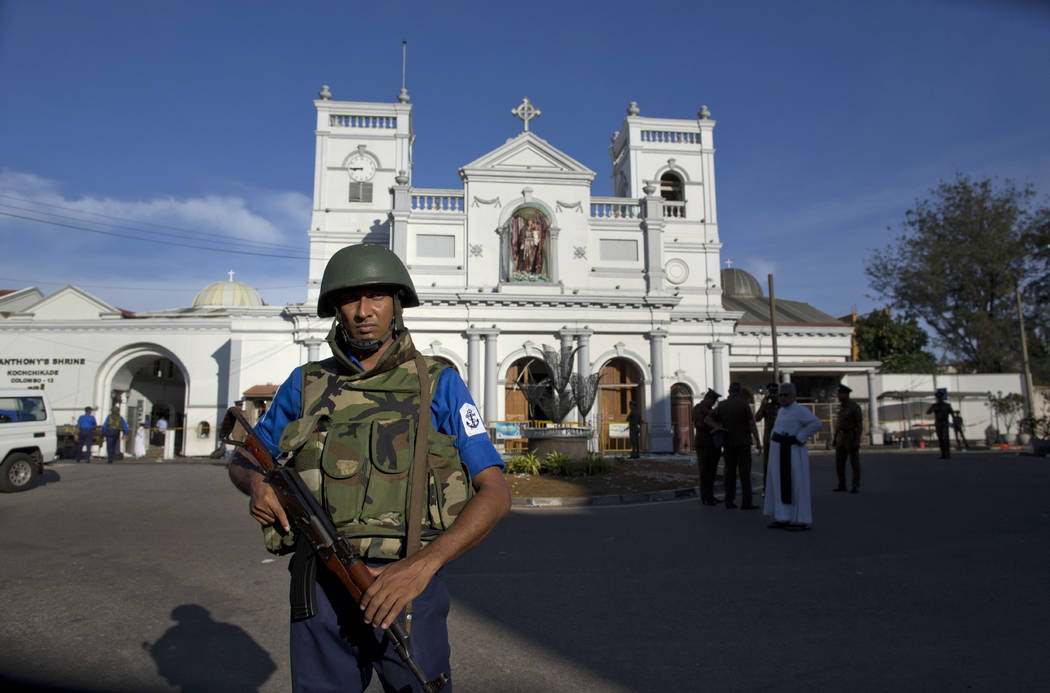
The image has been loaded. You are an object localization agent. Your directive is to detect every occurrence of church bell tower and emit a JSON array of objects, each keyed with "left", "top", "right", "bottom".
[{"left": 307, "top": 84, "right": 414, "bottom": 304}]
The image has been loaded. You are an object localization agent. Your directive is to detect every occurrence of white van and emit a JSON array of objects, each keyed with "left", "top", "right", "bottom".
[{"left": 0, "top": 389, "right": 57, "bottom": 492}]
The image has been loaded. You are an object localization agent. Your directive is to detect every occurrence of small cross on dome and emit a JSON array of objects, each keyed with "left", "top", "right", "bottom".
[{"left": 227, "top": 269, "right": 235, "bottom": 282}]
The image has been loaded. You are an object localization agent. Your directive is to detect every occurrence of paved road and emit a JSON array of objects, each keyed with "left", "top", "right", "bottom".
[{"left": 1, "top": 451, "right": 1047, "bottom": 692}]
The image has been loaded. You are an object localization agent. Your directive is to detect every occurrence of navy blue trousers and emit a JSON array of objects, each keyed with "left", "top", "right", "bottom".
[
  {"left": 105, "top": 432, "right": 121, "bottom": 462},
  {"left": 290, "top": 562, "right": 452, "bottom": 693},
  {"left": 75, "top": 432, "right": 93, "bottom": 462}
]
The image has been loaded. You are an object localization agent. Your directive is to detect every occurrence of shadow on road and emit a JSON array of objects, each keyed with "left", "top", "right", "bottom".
[
  {"left": 144, "top": 604, "right": 276, "bottom": 693},
  {"left": 38, "top": 468, "right": 61, "bottom": 487}
]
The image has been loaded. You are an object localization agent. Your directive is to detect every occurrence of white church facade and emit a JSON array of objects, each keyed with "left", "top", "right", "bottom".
[{"left": 1, "top": 89, "right": 879, "bottom": 456}]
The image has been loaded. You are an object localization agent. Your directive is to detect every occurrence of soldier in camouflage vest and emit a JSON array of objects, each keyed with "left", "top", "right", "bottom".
[{"left": 229, "top": 244, "right": 511, "bottom": 693}]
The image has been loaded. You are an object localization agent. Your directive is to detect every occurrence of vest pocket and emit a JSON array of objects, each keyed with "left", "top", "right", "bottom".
[
  {"left": 319, "top": 421, "right": 368, "bottom": 522},
  {"left": 369, "top": 418, "right": 414, "bottom": 475},
  {"left": 357, "top": 418, "right": 414, "bottom": 529}
]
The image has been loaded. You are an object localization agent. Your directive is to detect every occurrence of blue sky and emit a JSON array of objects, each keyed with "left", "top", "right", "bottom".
[{"left": 1, "top": 0, "right": 1048, "bottom": 319}]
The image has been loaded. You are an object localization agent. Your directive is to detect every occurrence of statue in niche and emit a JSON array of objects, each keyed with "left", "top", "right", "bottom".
[{"left": 508, "top": 207, "right": 549, "bottom": 281}]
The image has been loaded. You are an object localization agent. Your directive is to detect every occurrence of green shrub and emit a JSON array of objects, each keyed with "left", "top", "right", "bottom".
[
  {"left": 505, "top": 451, "right": 541, "bottom": 476},
  {"left": 542, "top": 451, "right": 571, "bottom": 475},
  {"left": 583, "top": 452, "right": 613, "bottom": 475},
  {"left": 507, "top": 451, "right": 617, "bottom": 477}
]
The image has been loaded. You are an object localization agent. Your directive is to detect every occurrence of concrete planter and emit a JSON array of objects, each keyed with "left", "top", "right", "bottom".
[{"left": 523, "top": 425, "right": 593, "bottom": 459}]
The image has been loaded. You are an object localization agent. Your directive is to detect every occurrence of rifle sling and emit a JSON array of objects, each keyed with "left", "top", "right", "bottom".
[{"left": 403, "top": 352, "right": 434, "bottom": 635}]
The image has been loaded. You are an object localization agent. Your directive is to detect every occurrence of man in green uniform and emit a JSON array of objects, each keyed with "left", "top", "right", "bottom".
[
  {"left": 927, "top": 388, "right": 954, "bottom": 459},
  {"left": 833, "top": 384, "right": 864, "bottom": 493},
  {"left": 627, "top": 400, "right": 643, "bottom": 459},
  {"left": 228, "top": 244, "right": 511, "bottom": 692},
  {"left": 712, "top": 382, "right": 761, "bottom": 509},
  {"left": 951, "top": 410, "right": 968, "bottom": 450},
  {"left": 754, "top": 382, "right": 779, "bottom": 482},
  {"left": 692, "top": 389, "right": 721, "bottom": 506}
]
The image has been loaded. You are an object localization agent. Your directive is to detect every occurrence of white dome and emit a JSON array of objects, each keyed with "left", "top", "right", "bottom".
[{"left": 192, "top": 279, "right": 264, "bottom": 307}]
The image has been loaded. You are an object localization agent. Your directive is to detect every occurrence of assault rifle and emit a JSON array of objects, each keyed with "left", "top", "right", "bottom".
[{"left": 220, "top": 406, "right": 448, "bottom": 693}]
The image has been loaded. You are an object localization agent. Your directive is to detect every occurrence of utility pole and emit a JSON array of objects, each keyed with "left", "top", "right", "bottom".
[
  {"left": 1016, "top": 285, "right": 1036, "bottom": 420},
  {"left": 768, "top": 274, "right": 780, "bottom": 383}
]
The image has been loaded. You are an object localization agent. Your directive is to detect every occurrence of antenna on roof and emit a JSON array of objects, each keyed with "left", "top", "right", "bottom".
[{"left": 397, "top": 40, "right": 410, "bottom": 103}]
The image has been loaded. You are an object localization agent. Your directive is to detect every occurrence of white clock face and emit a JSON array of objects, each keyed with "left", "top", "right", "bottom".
[{"left": 348, "top": 154, "right": 376, "bottom": 182}]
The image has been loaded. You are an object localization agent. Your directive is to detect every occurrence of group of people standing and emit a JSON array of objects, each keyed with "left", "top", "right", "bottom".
[
  {"left": 693, "top": 381, "right": 865, "bottom": 531},
  {"left": 74, "top": 407, "right": 161, "bottom": 463}
]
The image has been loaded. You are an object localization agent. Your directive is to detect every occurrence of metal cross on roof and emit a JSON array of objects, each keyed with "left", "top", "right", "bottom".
[
  {"left": 724, "top": 259, "right": 733, "bottom": 268},
  {"left": 227, "top": 269, "right": 235, "bottom": 281},
  {"left": 511, "top": 97, "right": 541, "bottom": 132}
]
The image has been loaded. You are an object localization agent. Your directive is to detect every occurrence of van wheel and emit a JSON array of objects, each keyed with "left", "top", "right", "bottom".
[{"left": 1, "top": 453, "right": 38, "bottom": 492}]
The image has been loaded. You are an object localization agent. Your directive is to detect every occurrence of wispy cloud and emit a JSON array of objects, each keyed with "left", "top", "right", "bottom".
[
  {"left": 0, "top": 168, "right": 302, "bottom": 245},
  {"left": 0, "top": 169, "right": 310, "bottom": 311}
]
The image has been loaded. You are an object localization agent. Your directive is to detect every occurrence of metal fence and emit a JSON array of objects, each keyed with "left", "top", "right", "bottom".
[{"left": 488, "top": 420, "right": 649, "bottom": 456}]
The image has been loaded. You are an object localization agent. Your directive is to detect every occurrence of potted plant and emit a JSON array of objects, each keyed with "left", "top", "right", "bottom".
[{"left": 1020, "top": 400, "right": 1050, "bottom": 455}]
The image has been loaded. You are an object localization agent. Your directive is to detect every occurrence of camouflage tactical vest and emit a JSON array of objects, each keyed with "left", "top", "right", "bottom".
[{"left": 263, "top": 326, "right": 473, "bottom": 560}]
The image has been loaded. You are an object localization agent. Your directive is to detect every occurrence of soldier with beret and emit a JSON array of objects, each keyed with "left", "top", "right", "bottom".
[
  {"left": 833, "top": 384, "right": 864, "bottom": 493},
  {"left": 228, "top": 243, "right": 510, "bottom": 692}
]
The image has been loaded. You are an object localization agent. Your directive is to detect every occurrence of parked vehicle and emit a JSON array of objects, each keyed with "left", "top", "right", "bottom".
[{"left": 0, "top": 389, "right": 57, "bottom": 492}]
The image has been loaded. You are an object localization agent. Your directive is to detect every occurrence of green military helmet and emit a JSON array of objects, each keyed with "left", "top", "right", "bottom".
[{"left": 317, "top": 244, "right": 420, "bottom": 317}]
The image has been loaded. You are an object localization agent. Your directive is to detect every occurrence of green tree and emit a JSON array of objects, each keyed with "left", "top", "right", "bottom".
[
  {"left": 854, "top": 309, "right": 938, "bottom": 373},
  {"left": 1022, "top": 205, "right": 1050, "bottom": 383},
  {"left": 989, "top": 392, "right": 1025, "bottom": 438},
  {"left": 867, "top": 174, "right": 1049, "bottom": 375}
]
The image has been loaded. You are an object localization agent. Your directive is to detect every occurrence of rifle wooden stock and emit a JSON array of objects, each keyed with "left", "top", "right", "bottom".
[{"left": 220, "top": 406, "right": 448, "bottom": 692}]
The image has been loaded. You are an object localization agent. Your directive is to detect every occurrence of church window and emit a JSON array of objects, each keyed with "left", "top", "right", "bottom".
[
  {"left": 659, "top": 172, "right": 683, "bottom": 201},
  {"left": 503, "top": 207, "right": 551, "bottom": 282},
  {"left": 348, "top": 182, "right": 373, "bottom": 203}
]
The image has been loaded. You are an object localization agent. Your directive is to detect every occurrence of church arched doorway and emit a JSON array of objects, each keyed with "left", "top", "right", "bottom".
[
  {"left": 671, "top": 383, "right": 694, "bottom": 453},
  {"left": 504, "top": 356, "right": 553, "bottom": 423},
  {"left": 598, "top": 358, "right": 644, "bottom": 452},
  {"left": 100, "top": 347, "right": 188, "bottom": 456},
  {"left": 502, "top": 356, "right": 553, "bottom": 454}
]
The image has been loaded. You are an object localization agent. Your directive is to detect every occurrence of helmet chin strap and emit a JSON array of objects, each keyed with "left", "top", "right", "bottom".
[{"left": 338, "top": 296, "right": 403, "bottom": 358}]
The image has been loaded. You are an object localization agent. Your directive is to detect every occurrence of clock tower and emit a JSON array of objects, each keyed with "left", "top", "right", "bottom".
[{"left": 307, "top": 85, "right": 414, "bottom": 304}]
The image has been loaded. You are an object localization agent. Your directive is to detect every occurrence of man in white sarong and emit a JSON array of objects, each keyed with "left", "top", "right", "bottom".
[{"left": 764, "top": 382, "right": 823, "bottom": 531}]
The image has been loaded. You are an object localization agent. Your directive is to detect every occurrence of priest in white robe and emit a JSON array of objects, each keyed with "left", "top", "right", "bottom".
[{"left": 763, "top": 382, "right": 823, "bottom": 530}]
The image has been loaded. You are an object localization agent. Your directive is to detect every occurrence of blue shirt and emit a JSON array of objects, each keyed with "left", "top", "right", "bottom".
[
  {"left": 77, "top": 414, "right": 97, "bottom": 431},
  {"left": 255, "top": 360, "right": 503, "bottom": 479}
]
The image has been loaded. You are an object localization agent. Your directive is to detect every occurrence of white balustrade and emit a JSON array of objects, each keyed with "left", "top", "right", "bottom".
[
  {"left": 411, "top": 190, "right": 465, "bottom": 213},
  {"left": 662, "top": 201, "right": 686, "bottom": 218},
  {"left": 330, "top": 114, "right": 398, "bottom": 129},
  {"left": 590, "top": 197, "right": 641, "bottom": 219},
  {"left": 639, "top": 130, "right": 699, "bottom": 144}
]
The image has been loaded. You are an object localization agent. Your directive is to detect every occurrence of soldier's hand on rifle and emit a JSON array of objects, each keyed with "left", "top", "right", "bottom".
[
  {"left": 360, "top": 555, "right": 437, "bottom": 630},
  {"left": 249, "top": 476, "right": 290, "bottom": 533}
]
